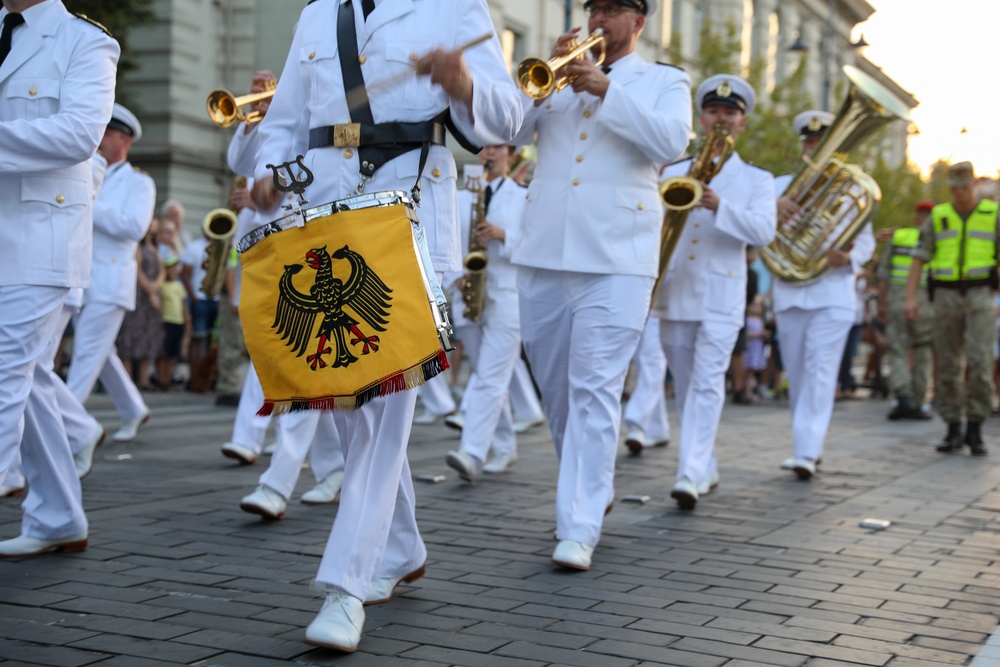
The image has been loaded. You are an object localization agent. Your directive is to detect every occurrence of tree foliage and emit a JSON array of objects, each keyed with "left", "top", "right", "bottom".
[{"left": 64, "top": 0, "right": 155, "bottom": 104}]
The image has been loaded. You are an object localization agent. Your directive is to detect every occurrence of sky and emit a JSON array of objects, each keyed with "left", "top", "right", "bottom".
[{"left": 857, "top": 0, "right": 999, "bottom": 176}]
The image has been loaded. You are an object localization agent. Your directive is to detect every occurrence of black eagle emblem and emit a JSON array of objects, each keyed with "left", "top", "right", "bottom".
[{"left": 273, "top": 245, "right": 392, "bottom": 370}]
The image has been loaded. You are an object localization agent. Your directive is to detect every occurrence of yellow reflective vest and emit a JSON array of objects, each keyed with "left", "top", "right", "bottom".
[
  {"left": 890, "top": 227, "right": 924, "bottom": 287},
  {"left": 929, "top": 200, "right": 999, "bottom": 282}
]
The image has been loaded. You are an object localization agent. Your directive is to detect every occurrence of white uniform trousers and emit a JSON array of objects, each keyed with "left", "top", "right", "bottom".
[
  {"left": 775, "top": 307, "right": 854, "bottom": 461},
  {"left": 315, "top": 391, "right": 426, "bottom": 601},
  {"left": 259, "top": 410, "right": 345, "bottom": 500},
  {"left": 660, "top": 319, "right": 741, "bottom": 486},
  {"left": 67, "top": 301, "right": 147, "bottom": 420},
  {"left": 518, "top": 267, "right": 652, "bottom": 547},
  {"left": 0, "top": 286, "right": 86, "bottom": 539},
  {"left": 509, "top": 357, "right": 543, "bottom": 422},
  {"left": 624, "top": 316, "right": 671, "bottom": 440},
  {"left": 455, "top": 295, "right": 521, "bottom": 462},
  {"left": 417, "top": 373, "right": 456, "bottom": 417},
  {"left": 230, "top": 361, "right": 271, "bottom": 453}
]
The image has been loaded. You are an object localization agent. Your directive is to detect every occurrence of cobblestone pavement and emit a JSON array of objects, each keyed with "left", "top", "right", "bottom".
[{"left": 1, "top": 390, "right": 999, "bottom": 666}]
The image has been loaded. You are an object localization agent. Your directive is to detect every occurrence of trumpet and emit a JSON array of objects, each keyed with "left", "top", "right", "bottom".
[
  {"left": 206, "top": 81, "right": 277, "bottom": 128},
  {"left": 517, "top": 29, "right": 606, "bottom": 99}
]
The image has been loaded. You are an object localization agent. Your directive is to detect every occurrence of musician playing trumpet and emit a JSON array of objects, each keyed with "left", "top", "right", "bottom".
[
  {"left": 508, "top": 0, "right": 691, "bottom": 572},
  {"left": 653, "top": 75, "right": 776, "bottom": 510}
]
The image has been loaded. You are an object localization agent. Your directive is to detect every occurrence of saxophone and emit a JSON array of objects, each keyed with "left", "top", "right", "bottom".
[
  {"left": 461, "top": 167, "right": 489, "bottom": 322},
  {"left": 652, "top": 122, "right": 735, "bottom": 296},
  {"left": 200, "top": 175, "right": 242, "bottom": 299}
]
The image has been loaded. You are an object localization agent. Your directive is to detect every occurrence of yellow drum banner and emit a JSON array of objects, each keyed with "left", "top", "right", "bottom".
[{"left": 240, "top": 204, "right": 448, "bottom": 414}]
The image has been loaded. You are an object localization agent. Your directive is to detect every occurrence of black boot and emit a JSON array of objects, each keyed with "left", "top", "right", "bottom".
[
  {"left": 888, "top": 396, "right": 915, "bottom": 421},
  {"left": 966, "top": 421, "right": 988, "bottom": 456},
  {"left": 936, "top": 422, "right": 965, "bottom": 453}
]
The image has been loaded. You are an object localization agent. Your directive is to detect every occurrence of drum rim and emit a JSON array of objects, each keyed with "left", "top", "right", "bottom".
[{"left": 237, "top": 190, "right": 415, "bottom": 254}]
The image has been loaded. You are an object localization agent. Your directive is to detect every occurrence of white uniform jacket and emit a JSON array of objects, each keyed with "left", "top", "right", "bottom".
[
  {"left": 227, "top": 127, "right": 264, "bottom": 306},
  {"left": 771, "top": 173, "right": 875, "bottom": 313},
  {"left": 510, "top": 52, "right": 691, "bottom": 277},
  {"left": 254, "top": 0, "right": 522, "bottom": 273},
  {"left": 0, "top": 1, "right": 119, "bottom": 288},
  {"left": 451, "top": 177, "right": 525, "bottom": 328},
  {"left": 86, "top": 160, "right": 156, "bottom": 310},
  {"left": 653, "top": 152, "right": 777, "bottom": 327}
]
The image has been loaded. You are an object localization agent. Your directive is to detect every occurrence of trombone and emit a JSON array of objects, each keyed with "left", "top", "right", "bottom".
[
  {"left": 516, "top": 29, "right": 606, "bottom": 99},
  {"left": 206, "top": 80, "right": 277, "bottom": 128}
]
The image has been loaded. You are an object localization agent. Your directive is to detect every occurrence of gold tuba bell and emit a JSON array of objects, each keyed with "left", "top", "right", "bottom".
[
  {"left": 759, "top": 65, "right": 913, "bottom": 284},
  {"left": 517, "top": 29, "right": 605, "bottom": 100},
  {"left": 206, "top": 80, "right": 277, "bottom": 128},
  {"left": 652, "top": 121, "right": 735, "bottom": 296},
  {"left": 199, "top": 177, "right": 243, "bottom": 299}
]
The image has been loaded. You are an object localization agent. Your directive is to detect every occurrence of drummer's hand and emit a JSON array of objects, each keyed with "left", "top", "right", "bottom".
[
  {"left": 417, "top": 50, "right": 473, "bottom": 107},
  {"left": 476, "top": 221, "right": 505, "bottom": 245},
  {"left": 252, "top": 177, "right": 282, "bottom": 211},
  {"left": 777, "top": 197, "right": 800, "bottom": 222}
]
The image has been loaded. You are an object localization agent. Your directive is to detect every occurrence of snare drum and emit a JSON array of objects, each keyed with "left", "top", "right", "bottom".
[{"left": 239, "top": 191, "right": 451, "bottom": 415}]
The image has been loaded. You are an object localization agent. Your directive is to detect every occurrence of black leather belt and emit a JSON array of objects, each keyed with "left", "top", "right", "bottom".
[
  {"left": 932, "top": 278, "right": 992, "bottom": 290},
  {"left": 308, "top": 120, "right": 446, "bottom": 151}
]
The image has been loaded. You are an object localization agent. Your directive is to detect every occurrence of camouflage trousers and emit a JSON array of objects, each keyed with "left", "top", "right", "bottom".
[
  {"left": 886, "top": 285, "right": 934, "bottom": 402},
  {"left": 215, "top": 299, "right": 247, "bottom": 395},
  {"left": 932, "top": 285, "right": 995, "bottom": 423}
]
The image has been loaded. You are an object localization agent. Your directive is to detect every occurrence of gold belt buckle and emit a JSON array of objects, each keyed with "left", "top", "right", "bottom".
[{"left": 333, "top": 123, "right": 361, "bottom": 148}]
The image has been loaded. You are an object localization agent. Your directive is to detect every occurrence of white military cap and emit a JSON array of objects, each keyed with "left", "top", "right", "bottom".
[
  {"left": 108, "top": 103, "right": 142, "bottom": 142},
  {"left": 793, "top": 110, "right": 835, "bottom": 138},
  {"left": 696, "top": 74, "right": 755, "bottom": 115},
  {"left": 584, "top": 0, "right": 658, "bottom": 15}
]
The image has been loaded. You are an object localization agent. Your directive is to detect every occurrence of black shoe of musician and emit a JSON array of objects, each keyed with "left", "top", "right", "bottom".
[
  {"left": 936, "top": 422, "right": 965, "bottom": 453},
  {"left": 888, "top": 396, "right": 916, "bottom": 421},
  {"left": 965, "top": 421, "right": 988, "bottom": 456}
]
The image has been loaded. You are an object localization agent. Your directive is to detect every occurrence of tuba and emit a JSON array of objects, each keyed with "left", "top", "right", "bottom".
[
  {"left": 461, "top": 167, "right": 489, "bottom": 322},
  {"left": 652, "top": 121, "right": 735, "bottom": 295},
  {"left": 759, "top": 65, "right": 913, "bottom": 284},
  {"left": 517, "top": 29, "right": 605, "bottom": 100},
  {"left": 206, "top": 81, "right": 277, "bottom": 128},
  {"left": 199, "top": 176, "right": 242, "bottom": 299}
]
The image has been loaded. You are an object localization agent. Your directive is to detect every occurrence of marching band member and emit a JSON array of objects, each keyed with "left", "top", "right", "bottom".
[
  {"left": 654, "top": 75, "right": 777, "bottom": 510},
  {"left": 905, "top": 161, "right": 996, "bottom": 456},
  {"left": 0, "top": 0, "right": 118, "bottom": 556},
  {"left": 443, "top": 356, "right": 545, "bottom": 435},
  {"left": 623, "top": 315, "right": 671, "bottom": 454},
  {"left": 773, "top": 111, "right": 876, "bottom": 479},
  {"left": 445, "top": 145, "right": 526, "bottom": 478},
  {"left": 250, "top": 0, "right": 521, "bottom": 652},
  {"left": 66, "top": 103, "right": 155, "bottom": 443},
  {"left": 511, "top": 0, "right": 691, "bottom": 571}
]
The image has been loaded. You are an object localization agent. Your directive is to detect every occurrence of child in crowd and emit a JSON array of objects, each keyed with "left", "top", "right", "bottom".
[
  {"left": 158, "top": 257, "right": 190, "bottom": 391},
  {"left": 743, "top": 295, "right": 768, "bottom": 396}
]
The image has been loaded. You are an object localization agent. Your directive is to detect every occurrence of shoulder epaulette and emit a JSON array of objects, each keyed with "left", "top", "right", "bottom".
[
  {"left": 74, "top": 14, "right": 112, "bottom": 37},
  {"left": 656, "top": 61, "right": 684, "bottom": 72}
]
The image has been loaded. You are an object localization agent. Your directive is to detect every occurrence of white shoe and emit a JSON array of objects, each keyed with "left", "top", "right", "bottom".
[
  {"left": 513, "top": 414, "right": 545, "bottom": 434},
  {"left": 445, "top": 450, "right": 482, "bottom": 483},
  {"left": 301, "top": 470, "right": 344, "bottom": 504},
  {"left": 262, "top": 441, "right": 278, "bottom": 455},
  {"left": 304, "top": 590, "right": 365, "bottom": 652},
  {"left": 112, "top": 409, "right": 150, "bottom": 443},
  {"left": 671, "top": 477, "right": 699, "bottom": 510},
  {"left": 551, "top": 540, "right": 594, "bottom": 570},
  {"left": 0, "top": 531, "right": 88, "bottom": 557},
  {"left": 624, "top": 425, "right": 646, "bottom": 455},
  {"left": 74, "top": 423, "right": 106, "bottom": 479},
  {"left": 482, "top": 453, "right": 517, "bottom": 474},
  {"left": 221, "top": 442, "right": 258, "bottom": 465},
  {"left": 790, "top": 457, "right": 816, "bottom": 480},
  {"left": 240, "top": 485, "right": 287, "bottom": 519},
  {"left": 413, "top": 410, "right": 447, "bottom": 425},
  {"left": 364, "top": 564, "right": 426, "bottom": 605},
  {"left": 780, "top": 457, "right": 822, "bottom": 470},
  {"left": 443, "top": 412, "right": 465, "bottom": 431},
  {"left": 0, "top": 484, "right": 24, "bottom": 499},
  {"left": 698, "top": 471, "right": 720, "bottom": 496}
]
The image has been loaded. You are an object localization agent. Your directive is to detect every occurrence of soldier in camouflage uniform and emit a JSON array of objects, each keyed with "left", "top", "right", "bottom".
[
  {"left": 876, "top": 201, "right": 935, "bottom": 420},
  {"left": 905, "top": 162, "right": 997, "bottom": 456}
]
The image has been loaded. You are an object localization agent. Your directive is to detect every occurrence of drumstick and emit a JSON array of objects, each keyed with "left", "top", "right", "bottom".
[{"left": 346, "top": 32, "right": 494, "bottom": 112}]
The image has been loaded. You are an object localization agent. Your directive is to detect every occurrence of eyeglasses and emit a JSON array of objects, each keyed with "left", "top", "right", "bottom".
[{"left": 586, "top": 4, "right": 633, "bottom": 18}]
